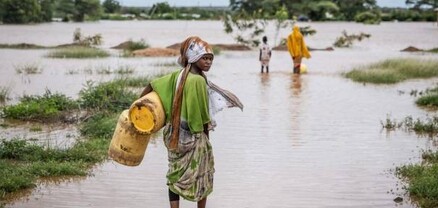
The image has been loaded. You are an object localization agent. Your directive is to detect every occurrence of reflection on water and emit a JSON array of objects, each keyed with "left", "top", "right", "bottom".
[
  {"left": 1, "top": 21, "right": 438, "bottom": 208},
  {"left": 291, "top": 74, "right": 302, "bottom": 96},
  {"left": 260, "top": 73, "right": 270, "bottom": 87}
]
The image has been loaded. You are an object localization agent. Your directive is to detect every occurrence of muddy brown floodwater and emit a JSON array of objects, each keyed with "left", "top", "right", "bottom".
[{"left": 1, "top": 21, "right": 438, "bottom": 208}]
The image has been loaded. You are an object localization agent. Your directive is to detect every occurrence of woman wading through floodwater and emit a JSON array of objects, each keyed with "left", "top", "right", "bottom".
[
  {"left": 141, "top": 36, "right": 243, "bottom": 208},
  {"left": 287, "top": 25, "right": 311, "bottom": 74}
]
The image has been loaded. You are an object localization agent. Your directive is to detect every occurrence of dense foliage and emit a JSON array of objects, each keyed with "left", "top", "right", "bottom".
[
  {"left": 0, "top": 0, "right": 101, "bottom": 23},
  {"left": 0, "top": 0, "right": 435, "bottom": 24}
]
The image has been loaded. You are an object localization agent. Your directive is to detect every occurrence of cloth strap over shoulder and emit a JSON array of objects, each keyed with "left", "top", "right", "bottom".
[{"left": 169, "top": 65, "right": 191, "bottom": 151}]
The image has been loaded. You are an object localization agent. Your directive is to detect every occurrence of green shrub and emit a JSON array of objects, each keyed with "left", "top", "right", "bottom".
[
  {"left": 0, "top": 136, "right": 110, "bottom": 200},
  {"left": 126, "top": 39, "right": 149, "bottom": 52},
  {"left": 397, "top": 163, "right": 438, "bottom": 208},
  {"left": 354, "top": 11, "right": 381, "bottom": 24},
  {"left": 2, "top": 90, "right": 78, "bottom": 121},
  {"left": 345, "top": 58, "right": 438, "bottom": 84},
  {"left": 79, "top": 112, "right": 118, "bottom": 139},
  {"left": 47, "top": 46, "right": 110, "bottom": 59},
  {"left": 78, "top": 80, "right": 137, "bottom": 112},
  {"left": 111, "top": 76, "right": 153, "bottom": 88}
]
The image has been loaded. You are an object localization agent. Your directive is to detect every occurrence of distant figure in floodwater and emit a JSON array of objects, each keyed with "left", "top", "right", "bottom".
[
  {"left": 259, "top": 36, "right": 272, "bottom": 73},
  {"left": 287, "top": 25, "right": 311, "bottom": 74},
  {"left": 140, "top": 36, "right": 243, "bottom": 208}
]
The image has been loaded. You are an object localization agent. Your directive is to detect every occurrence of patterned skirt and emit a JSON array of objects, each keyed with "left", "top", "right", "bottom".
[{"left": 164, "top": 127, "right": 215, "bottom": 202}]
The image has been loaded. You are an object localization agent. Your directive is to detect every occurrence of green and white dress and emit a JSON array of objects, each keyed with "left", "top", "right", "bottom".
[{"left": 151, "top": 70, "right": 214, "bottom": 202}]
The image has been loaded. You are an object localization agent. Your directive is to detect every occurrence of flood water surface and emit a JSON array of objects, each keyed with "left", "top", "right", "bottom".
[{"left": 1, "top": 21, "right": 438, "bottom": 208}]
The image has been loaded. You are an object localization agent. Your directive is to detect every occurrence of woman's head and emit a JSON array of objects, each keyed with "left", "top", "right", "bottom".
[
  {"left": 293, "top": 25, "right": 300, "bottom": 32},
  {"left": 178, "top": 36, "right": 214, "bottom": 67}
]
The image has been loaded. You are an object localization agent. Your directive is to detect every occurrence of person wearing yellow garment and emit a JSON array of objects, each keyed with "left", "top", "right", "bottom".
[{"left": 286, "top": 25, "right": 311, "bottom": 74}]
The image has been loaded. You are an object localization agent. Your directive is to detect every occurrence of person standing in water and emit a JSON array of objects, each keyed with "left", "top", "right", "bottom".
[
  {"left": 286, "top": 25, "right": 311, "bottom": 74},
  {"left": 140, "top": 36, "right": 243, "bottom": 208},
  {"left": 259, "top": 36, "right": 272, "bottom": 73}
]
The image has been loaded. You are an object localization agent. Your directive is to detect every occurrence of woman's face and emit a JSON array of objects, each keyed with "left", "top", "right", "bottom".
[{"left": 195, "top": 54, "right": 214, "bottom": 72}]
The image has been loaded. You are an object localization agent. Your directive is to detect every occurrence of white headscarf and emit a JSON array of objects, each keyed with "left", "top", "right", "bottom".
[
  {"left": 177, "top": 38, "right": 214, "bottom": 67},
  {"left": 186, "top": 40, "right": 213, "bottom": 63}
]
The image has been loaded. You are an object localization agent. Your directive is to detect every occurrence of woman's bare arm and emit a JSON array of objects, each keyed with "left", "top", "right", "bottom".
[{"left": 140, "top": 84, "right": 153, "bottom": 98}]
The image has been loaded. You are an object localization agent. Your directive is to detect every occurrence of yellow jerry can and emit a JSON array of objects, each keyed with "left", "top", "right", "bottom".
[
  {"left": 108, "top": 109, "right": 150, "bottom": 166},
  {"left": 129, "top": 91, "right": 165, "bottom": 134},
  {"left": 300, "top": 63, "right": 308, "bottom": 74}
]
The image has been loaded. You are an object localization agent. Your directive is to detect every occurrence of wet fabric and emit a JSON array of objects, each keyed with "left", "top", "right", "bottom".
[
  {"left": 260, "top": 43, "right": 271, "bottom": 67},
  {"left": 163, "top": 124, "right": 214, "bottom": 202},
  {"left": 207, "top": 80, "right": 244, "bottom": 130},
  {"left": 151, "top": 69, "right": 213, "bottom": 202},
  {"left": 151, "top": 36, "right": 241, "bottom": 202},
  {"left": 151, "top": 70, "right": 210, "bottom": 133},
  {"left": 286, "top": 26, "right": 311, "bottom": 59}
]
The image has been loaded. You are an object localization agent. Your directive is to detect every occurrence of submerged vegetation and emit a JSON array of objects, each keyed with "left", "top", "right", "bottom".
[
  {"left": 0, "top": 87, "right": 10, "bottom": 103},
  {"left": 0, "top": 137, "right": 105, "bottom": 197},
  {"left": 14, "top": 63, "right": 43, "bottom": 74},
  {"left": 416, "top": 85, "right": 438, "bottom": 108},
  {"left": 344, "top": 58, "right": 438, "bottom": 84},
  {"left": 382, "top": 115, "right": 438, "bottom": 207},
  {"left": 115, "top": 39, "right": 150, "bottom": 57},
  {"left": 46, "top": 46, "right": 110, "bottom": 59},
  {"left": 0, "top": 75, "right": 157, "bottom": 202},
  {"left": 382, "top": 116, "right": 438, "bottom": 136},
  {"left": 396, "top": 149, "right": 438, "bottom": 208},
  {"left": 333, "top": 31, "right": 371, "bottom": 48},
  {"left": 427, "top": 48, "right": 438, "bottom": 53}
]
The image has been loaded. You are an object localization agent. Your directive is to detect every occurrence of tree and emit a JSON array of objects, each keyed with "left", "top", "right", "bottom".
[
  {"left": 2, "top": 0, "right": 42, "bottom": 23},
  {"left": 102, "top": 0, "right": 121, "bottom": 13},
  {"left": 0, "top": 0, "right": 5, "bottom": 22},
  {"left": 226, "top": 0, "right": 285, "bottom": 47},
  {"left": 223, "top": 9, "right": 268, "bottom": 47},
  {"left": 333, "top": 0, "right": 377, "bottom": 20},
  {"left": 274, "top": 5, "right": 289, "bottom": 46},
  {"left": 55, "top": 0, "right": 76, "bottom": 21},
  {"left": 40, "top": 0, "right": 55, "bottom": 22},
  {"left": 149, "top": 2, "right": 173, "bottom": 17},
  {"left": 304, "top": 1, "right": 339, "bottom": 20},
  {"left": 73, "top": 0, "right": 101, "bottom": 21},
  {"left": 406, "top": 0, "right": 438, "bottom": 9}
]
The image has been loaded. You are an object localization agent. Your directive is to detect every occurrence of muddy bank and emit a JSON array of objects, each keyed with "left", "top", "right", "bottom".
[
  {"left": 132, "top": 48, "right": 179, "bottom": 57},
  {"left": 401, "top": 46, "right": 423, "bottom": 52}
]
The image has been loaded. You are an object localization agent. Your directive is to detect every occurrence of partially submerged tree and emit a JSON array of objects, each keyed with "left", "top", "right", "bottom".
[
  {"left": 225, "top": 0, "right": 290, "bottom": 47},
  {"left": 333, "top": 31, "right": 371, "bottom": 47},
  {"left": 223, "top": 9, "right": 268, "bottom": 47},
  {"left": 273, "top": 5, "right": 289, "bottom": 46},
  {"left": 73, "top": 28, "right": 102, "bottom": 46}
]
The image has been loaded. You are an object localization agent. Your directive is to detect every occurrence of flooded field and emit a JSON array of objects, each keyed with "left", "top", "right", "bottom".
[{"left": 1, "top": 20, "right": 438, "bottom": 208}]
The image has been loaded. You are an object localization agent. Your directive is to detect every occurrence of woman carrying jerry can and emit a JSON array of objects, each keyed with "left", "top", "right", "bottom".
[{"left": 140, "top": 36, "right": 243, "bottom": 208}]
